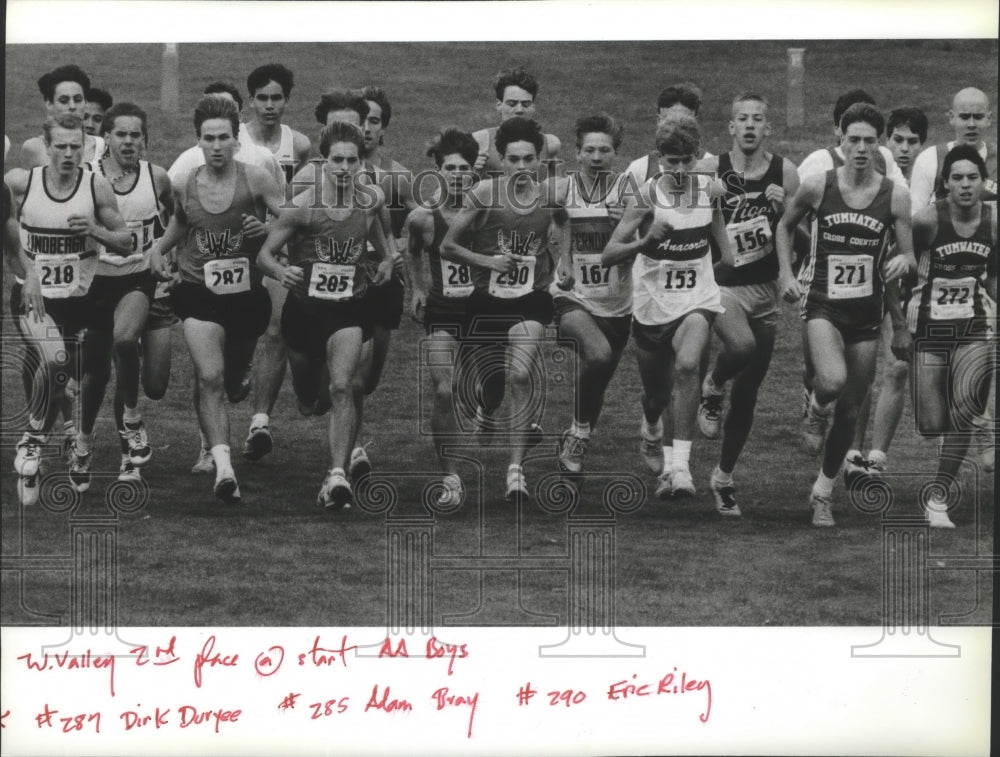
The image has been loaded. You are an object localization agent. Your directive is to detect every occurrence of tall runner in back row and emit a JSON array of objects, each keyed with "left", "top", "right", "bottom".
[
  {"left": 8, "top": 114, "right": 132, "bottom": 504},
  {"left": 906, "top": 145, "right": 996, "bottom": 527},
  {"left": 603, "top": 115, "right": 733, "bottom": 500},
  {"left": 20, "top": 65, "right": 107, "bottom": 168},
  {"left": 407, "top": 128, "right": 480, "bottom": 507},
  {"left": 472, "top": 68, "right": 561, "bottom": 180},
  {"left": 696, "top": 93, "right": 799, "bottom": 516},
  {"left": 777, "top": 103, "right": 916, "bottom": 527},
  {"left": 85, "top": 103, "right": 173, "bottom": 483},
  {"left": 442, "top": 116, "right": 563, "bottom": 501},
  {"left": 257, "top": 121, "right": 394, "bottom": 509},
  {"left": 150, "top": 95, "right": 284, "bottom": 504},
  {"left": 551, "top": 114, "right": 633, "bottom": 475},
  {"left": 239, "top": 64, "right": 312, "bottom": 463}
]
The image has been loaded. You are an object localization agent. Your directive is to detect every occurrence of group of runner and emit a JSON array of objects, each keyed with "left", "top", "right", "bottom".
[{"left": 4, "top": 62, "right": 996, "bottom": 528}]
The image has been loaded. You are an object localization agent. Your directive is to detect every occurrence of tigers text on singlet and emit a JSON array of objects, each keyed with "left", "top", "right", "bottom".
[
  {"left": 801, "top": 170, "right": 894, "bottom": 326},
  {"left": 553, "top": 173, "right": 632, "bottom": 318},
  {"left": 714, "top": 152, "right": 784, "bottom": 286},
  {"left": 425, "top": 209, "right": 473, "bottom": 306},
  {"left": 287, "top": 204, "right": 371, "bottom": 302},
  {"left": 906, "top": 200, "right": 997, "bottom": 333},
  {"left": 92, "top": 160, "right": 167, "bottom": 276},
  {"left": 469, "top": 179, "right": 555, "bottom": 298},
  {"left": 631, "top": 175, "right": 722, "bottom": 325},
  {"left": 18, "top": 167, "right": 100, "bottom": 298},
  {"left": 178, "top": 163, "right": 267, "bottom": 293}
]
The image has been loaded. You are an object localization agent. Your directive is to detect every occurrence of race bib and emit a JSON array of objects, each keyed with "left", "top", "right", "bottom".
[
  {"left": 930, "top": 276, "right": 976, "bottom": 321},
  {"left": 203, "top": 257, "right": 251, "bottom": 295},
  {"left": 572, "top": 253, "right": 617, "bottom": 299},
  {"left": 308, "top": 262, "right": 356, "bottom": 301},
  {"left": 827, "top": 254, "right": 873, "bottom": 300},
  {"left": 34, "top": 254, "right": 80, "bottom": 299},
  {"left": 727, "top": 215, "right": 772, "bottom": 267},
  {"left": 439, "top": 259, "right": 474, "bottom": 298},
  {"left": 657, "top": 259, "right": 699, "bottom": 293},
  {"left": 488, "top": 256, "right": 536, "bottom": 299}
]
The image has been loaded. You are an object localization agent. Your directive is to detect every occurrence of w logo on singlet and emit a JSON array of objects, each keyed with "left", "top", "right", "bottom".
[
  {"left": 315, "top": 236, "right": 362, "bottom": 264},
  {"left": 498, "top": 230, "right": 542, "bottom": 257},
  {"left": 196, "top": 228, "right": 244, "bottom": 257}
]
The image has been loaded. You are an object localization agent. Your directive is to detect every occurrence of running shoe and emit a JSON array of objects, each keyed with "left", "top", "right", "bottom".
[
  {"left": 242, "top": 425, "right": 273, "bottom": 461},
  {"left": 802, "top": 397, "right": 831, "bottom": 456},
  {"left": 120, "top": 420, "right": 152, "bottom": 466},
  {"left": 809, "top": 489, "right": 835, "bottom": 527},
  {"left": 318, "top": 468, "right": 352, "bottom": 510},
  {"left": 349, "top": 444, "right": 372, "bottom": 482},
  {"left": 710, "top": 473, "right": 741, "bottom": 517},
  {"left": 697, "top": 382, "right": 725, "bottom": 440},
  {"left": 191, "top": 446, "right": 215, "bottom": 474},
  {"left": 557, "top": 429, "right": 588, "bottom": 473}
]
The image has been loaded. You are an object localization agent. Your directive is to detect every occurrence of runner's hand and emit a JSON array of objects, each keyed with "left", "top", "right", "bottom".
[
  {"left": 242, "top": 214, "right": 266, "bottom": 238},
  {"left": 21, "top": 271, "right": 46, "bottom": 322}
]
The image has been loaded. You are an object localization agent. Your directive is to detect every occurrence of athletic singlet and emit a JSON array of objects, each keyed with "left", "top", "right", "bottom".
[
  {"left": 359, "top": 161, "right": 405, "bottom": 278},
  {"left": 425, "top": 209, "right": 472, "bottom": 306},
  {"left": 553, "top": 172, "right": 632, "bottom": 318},
  {"left": 825, "top": 145, "right": 887, "bottom": 175},
  {"left": 469, "top": 178, "right": 555, "bottom": 297},
  {"left": 632, "top": 175, "right": 722, "bottom": 325},
  {"left": 91, "top": 159, "right": 166, "bottom": 276},
  {"left": 906, "top": 200, "right": 997, "bottom": 332},
  {"left": 18, "top": 167, "right": 100, "bottom": 297},
  {"left": 714, "top": 152, "right": 785, "bottom": 286},
  {"left": 801, "top": 170, "right": 894, "bottom": 325},
  {"left": 287, "top": 204, "right": 371, "bottom": 302},
  {"left": 177, "top": 163, "right": 267, "bottom": 292},
  {"left": 932, "top": 141, "right": 998, "bottom": 201},
  {"left": 240, "top": 123, "right": 297, "bottom": 183}
]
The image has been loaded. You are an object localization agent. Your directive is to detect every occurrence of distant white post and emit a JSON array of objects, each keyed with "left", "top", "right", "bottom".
[
  {"left": 787, "top": 47, "right": 805, "bottom": 128},
  {"left": 161, "top": 43, "right": 179, "bottom": 115}
]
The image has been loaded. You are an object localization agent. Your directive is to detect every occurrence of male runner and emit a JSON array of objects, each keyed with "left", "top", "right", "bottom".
[
  {"left": 551, "top": 114, "right": 633, "bottom": 474},
  {"left": 471, "top": 68, "right": 561, "bottom": 179},
  {"left": 237, "top": 64, "right": 312, "bottom": 462},
  {"left": 843, "top": 106, "right": 928, "bottom": 485},
  {"left": 7, "top": 114, "right": 132, "bottom": 501},
  {"left": 149, "top": 96, "right": 284, "bottom": 503},
  {"left": 257, "top": 121, "right": 393, "bottom": 508},
  {"left": 84, "top": 87, "right": 113, "bottom": 138},
  {"left": 86, "top": 102, "right": 173, "bottom": 482},
  {"left": 407, "top": 128, "right": 479, "bottom": 506},
  {"left": 696, "top": 93, "right": 799, "bottom": 515},
  {"left": 20, "top": 65, "right": 106, "bottom": 168},
  {"left": 604, "top": 115, "right": 732, "bottom": 499},
  {"left": 776, "top": 103, "right": 916, "bottom": 527},
  {"left": 442, "top": 116, "right": 562, "bottom": 501}
]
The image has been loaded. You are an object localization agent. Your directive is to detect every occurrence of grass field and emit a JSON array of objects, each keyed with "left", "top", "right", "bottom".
[{"left": 1, "top": 40, "right": 996, "bottom": 627}]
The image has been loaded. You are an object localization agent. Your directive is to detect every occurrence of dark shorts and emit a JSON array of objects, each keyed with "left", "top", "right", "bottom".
[
  {"left": 9, "top": 281, "right": 82, "bottom": 370},
  {"left": 363, "top": 269, "right": 405, "bottom": 330},
  {"left": 554, "top": 297, "right": 631, "bottom": 355},
  {"left": 804, "top": 302, "right": 880, "bottom": 345},
  {"left": 463, "top": 288, "right": 554, "bottom": 340},
  {"left": 89, "top": 270, "right": 157, "bottom": 330},
  {"left": 631, "top": 309, "right": 717, "bottom": 351},
  {"left": 146, "top": 294, "right": 179, "bottom": 331},
  {"left": 424, "top": 294, "right": 469, "bottom": 337},
  {"left": 170, "top": 280, "right": 271, "bottom": 338},
  {"left": 281, "top": 293, "right": 373, "bottom": 361}
]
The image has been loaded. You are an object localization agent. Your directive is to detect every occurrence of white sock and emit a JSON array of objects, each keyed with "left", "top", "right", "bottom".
[
  {"left": 846, "top": 448, "right": 862, "bottom": 462},
  {"left": 123, "top": 405, "right": 142, "bottom": 425},
  {"left": 673, "top": 439, "right": 692, "bottom": 468},
  {"left": 62, "top": 419, "right": 76, "bottom": 435},
  {"left": 703, "top": 375, "right": 723, "bottom": 396},
  {"left": 712, "top": 465, "right": 733, "bottom": 486},
  {"left": 507, "top": 463, "right": 522, "bottom": 475},
  {"left": 868, "top": 449, "right": 887, "bottom": 466},
  {"left": 813, "top": 471, "right": 836, "bottom": 497},
  {"left": 211, "top": 444, "right": 232, "bottom": 475},
  {"left": 251, "top": 413, "right": 269, "bottom": 430},
  {"left": 571, "top": 420, "right": 591, "bottom": 439},
  {"left": 75, "top": 432, "right": 93, "bottom": 456},
  {"left": 810, "top": 394, "right": 834, "bottom": 416},
  {"left": 443, "top": 472, "right": 461, "bottom": 488},
  {"left": 29, "top": 416, "right": 46, "bottom": 434},
  {"left": 641, "top": 417, "right": 663, "bottom": 440},
  {"left": 662, "top": 445, "right": 673, "bottom": 470}
]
